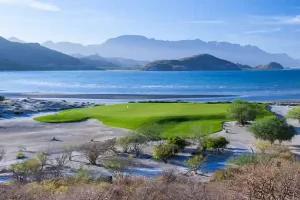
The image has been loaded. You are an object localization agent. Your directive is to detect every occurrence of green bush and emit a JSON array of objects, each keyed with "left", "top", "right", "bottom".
[
  {"left": 0, "top": 96, "right": 5, "bottom": 101},
  {"left": 227, "top": 99, "right": 260, "bottom": 126},
  {"left": 152, "top": 143, "right": 177, "bottom": 163},
  {"left": 184, "top": 155, "right": 206, "bottom": 174},
  {"left": 16, "top": 152, "right": 26, "bottom": 159},
  {"left": 118, "top": 132, "right": 148, "bottom": 157},
  {"left": 249, "top": 116, "right": 295, "bottom": 144},
  {"left": 202, "top": 136, "right": 229, "bottom": 153},
  {"left": 167, "top": 136, "right": 188, "bottom": 152},
  {"left": 227, "top": 154, "right": 272, "bottom": 166}
]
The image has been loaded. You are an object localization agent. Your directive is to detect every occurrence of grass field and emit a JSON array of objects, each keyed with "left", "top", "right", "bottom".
[{"left": 35, "top": 102, "right": 272, "bottom": 138}]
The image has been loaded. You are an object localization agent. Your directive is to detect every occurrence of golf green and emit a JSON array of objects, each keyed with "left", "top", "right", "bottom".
[{"left": 35, "top": 103, "right": 271, "bottom": 138}]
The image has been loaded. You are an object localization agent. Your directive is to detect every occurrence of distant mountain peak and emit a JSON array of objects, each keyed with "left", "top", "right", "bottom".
[{"left": 7, "top": 37, "right": 25, "bottom": 43}]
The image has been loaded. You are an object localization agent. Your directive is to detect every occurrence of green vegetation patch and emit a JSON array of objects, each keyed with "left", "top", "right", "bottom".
[{"left": 35, "top": 102, "right": 272, "bottom": 138}]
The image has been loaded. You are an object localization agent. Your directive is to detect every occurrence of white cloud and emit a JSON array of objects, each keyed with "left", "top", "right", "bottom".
[
  {"left": 184, "top": 20, "right": 225, "bottom": 24},
  {"left": 250, "top": 15, "right": 300, "bottom": 25},
  {"left": 244, "top": 28, "right": 281, "bottom": 34},
  {"left": 284, "top": 15, "right": 300, "bottom": 24},
  {"left": 0, "top": 0, "right": 60, "bottom": 11}
]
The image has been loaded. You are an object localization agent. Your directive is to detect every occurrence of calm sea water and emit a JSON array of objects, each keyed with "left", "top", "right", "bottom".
[{"left": 0, "top": 70, "right": 300, "bottom": 101}]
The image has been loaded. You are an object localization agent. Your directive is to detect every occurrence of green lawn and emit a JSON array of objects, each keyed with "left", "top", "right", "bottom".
[{"left": 35, "top": 102, "right": 272, "bottom": 138}]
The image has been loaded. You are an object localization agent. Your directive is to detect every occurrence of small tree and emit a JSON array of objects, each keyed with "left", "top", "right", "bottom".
[
  {"left": 184, "top": 155, "right": 206, "bottom": 175},
  {"left": 80, "top": 139, "right": 116, "bottom": 165},
  {"left": 227, "top": 100, "right": 259, "bottom": 126},
  {"left": 10, "top": 158, "right": 42, "bottom": 183},
  {"left": 104, "top": 156, "right": 133, "bottom": 178},
  {"left": 118, "top": 132, "right": 148, "bottom": 157},
  {"left": 286, "top": 106, "right": 300, "bottom": 123},
  {"left": 191, "top": 125, "right": 213, "bottom": 152},
  {"left": 202, "top": 136, "right": 229, "bottom": 153},
  {"left": 152, "top": 143, "right": 177, "bottom": 163},
  {"left": 249, "top": 116, "right": 295, "bottom": 144},
  {"left": 167, "top": 137, "right": 188, "bottom": 152}
]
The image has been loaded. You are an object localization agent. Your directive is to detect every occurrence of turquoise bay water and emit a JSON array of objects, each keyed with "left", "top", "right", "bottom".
[{"left": 0, "top": 70, "right": 300, "bottom": 101}]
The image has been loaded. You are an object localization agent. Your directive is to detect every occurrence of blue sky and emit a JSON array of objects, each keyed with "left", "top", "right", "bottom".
[{"left": 0, "top": 0, "right": 300, "bottom": 58}]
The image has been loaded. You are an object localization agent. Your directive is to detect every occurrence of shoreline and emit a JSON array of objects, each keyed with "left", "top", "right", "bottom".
[{"left": 1, "top": 92, "right": 236, "bottom": 100}]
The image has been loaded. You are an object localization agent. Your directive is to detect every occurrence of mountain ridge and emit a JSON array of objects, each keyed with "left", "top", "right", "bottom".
[{"left": 40, "top": 35, "right": 300, "bottom": 68}]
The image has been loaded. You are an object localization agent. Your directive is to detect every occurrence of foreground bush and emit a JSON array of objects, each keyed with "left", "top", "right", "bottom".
[
  {"left": 202, "top": 136, "right": 229, "bottom": 153},
  {"left": 220, "top": 160, "right": 300, "bottom": 199},
  {"left": 227, "top": 154, "right": 272, "bottom": 166},
  {"left": 2, "top": 159, "right": 300, "bottom": 200},
  {"left": 152, "top": 143, "right": 177, "bottom": 163}
]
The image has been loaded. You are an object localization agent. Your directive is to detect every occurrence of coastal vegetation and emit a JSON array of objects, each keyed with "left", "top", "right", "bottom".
[
  {"left": 249, "top": 116, "right": 295, "bottom": 144},
  {"left": 227, "top": 99, "right": 261, "bottom": 126},
  {"left": 35, "top": 102, "right": 272, "bottom": 137},
  {"left": 286, "top": 106, "right": 300, "bottom": 123}
]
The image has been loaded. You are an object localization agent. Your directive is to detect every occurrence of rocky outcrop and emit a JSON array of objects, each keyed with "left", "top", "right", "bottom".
[
  {"left": 0, "top": 98, "right": 98, "bottom": 117},
  {"left": 255, "top": 62, "right": 284, "bottom": 70}
]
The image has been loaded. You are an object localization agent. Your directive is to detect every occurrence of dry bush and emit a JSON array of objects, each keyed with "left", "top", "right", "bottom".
[
  {"left": 220, "top": 160, "right": 300, "bottom": 199},
  {"left": 80, "top": 139, "right": 116, "bottom": 165}
]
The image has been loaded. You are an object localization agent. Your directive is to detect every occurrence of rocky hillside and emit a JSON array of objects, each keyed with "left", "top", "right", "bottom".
[
  {"left": 255, "top": 62, "right": 284, "bottom": 70},
  {"left": 143, "top": 54, "right": 241, "bottom": 71},
  {"left": 0, "top": 37, "right": 95, "bottom": 70}
]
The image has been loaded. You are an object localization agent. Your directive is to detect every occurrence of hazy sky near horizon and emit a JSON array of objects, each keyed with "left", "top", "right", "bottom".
[{"left": 0, "top": 0, "right": 300, "bottom": 58}]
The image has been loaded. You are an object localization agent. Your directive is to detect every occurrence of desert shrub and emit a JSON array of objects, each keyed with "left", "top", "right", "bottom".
[
  {"left": 80, "top": 139, "right": 116, "bottom": 165},
  {"left": 249, "top": 116, "right": 295, "bottom": 144},
  {"left": 227, "top": 154, "right": 273, "bottom": 166},
  {"left": 227, "top": 99, "right": 260, "bottom": 126},
  {"left": 16, "top": 152, "right": 25, "bottom": 159},
  {"left": 221, "top": 160, "right": 300, "bottom": 199},
  {"left": 254, "top": 140, "right": 271, "bottom": 153},
  {"left": 160, "top": 168, "right": 178, "bottom": 183},
  {"left": 10, "top": 158, "right": 42, "bottom": 182},
  {"left": 167, "top": 136, "right": 189, "bottom": 152},
  {"left": 212, "top": 167, "right": 242, "bottom": 181},
  {"left": 50, "top": 152, "right": 69, "bottom": 177},
  {"left": 184, "top": 155, "right": 206, "bottom": 174},
  {"left": 152, "top": 143, "right": 177, "bottom": 163},
  {"left": 202, "top": 136, "right": 229, "bottom": 153},
  {"left": 0, "top": 96, "right": 5, "bottom": 101},
  {"left": 118, "top": 132, "right": 147, "bottom": 157},
  {"left": 104, "top": 156, "right": 133, "bottom": 178},
  {"left": 267, "top": 145, "right": 295, "bottom": 160},
  {"left": 73, "top": 168, "right": 93, "bottom": 182},
  {"left": 286, "top": 106, "right": 300, "bottom": 123}
]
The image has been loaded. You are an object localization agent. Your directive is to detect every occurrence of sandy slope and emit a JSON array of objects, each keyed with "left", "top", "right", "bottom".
[{"left": 0, "top": 113, "right": 130, "bottom": 162}]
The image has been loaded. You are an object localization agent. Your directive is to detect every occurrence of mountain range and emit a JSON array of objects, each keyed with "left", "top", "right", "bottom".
[{"left": 37, "top": 35, "right": 300, "bottom": 68}]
